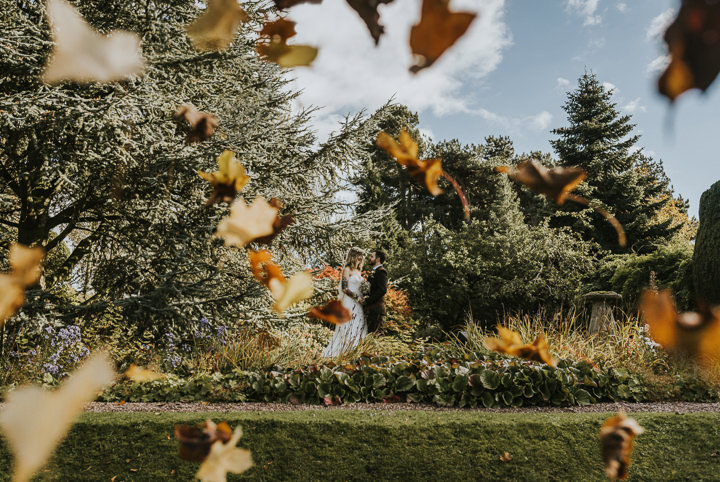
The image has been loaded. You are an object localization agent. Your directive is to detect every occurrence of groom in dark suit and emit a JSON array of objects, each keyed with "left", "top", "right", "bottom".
[{"left": 363, "top": 249, "right": 388, "bottom": 333}]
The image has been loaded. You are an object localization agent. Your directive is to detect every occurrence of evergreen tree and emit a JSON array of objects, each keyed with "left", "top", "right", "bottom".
[
  {"left": 0, "top": 0, "right": 382, "bottom": 335},
  {"left": 693, "top": 181, "right": 720, "bottom": 305},
  {"left": 550, "top": 72, "right": 684, "bottom": 253}
]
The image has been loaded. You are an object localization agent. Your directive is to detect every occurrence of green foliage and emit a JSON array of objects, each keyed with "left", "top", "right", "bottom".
[
  {"left": 590, "top": 243, "right": 694, "bottom": 310},
  {"left": 693, "top": 180, "right": 720, "bottom": 304},
  {"left": 550, "top": 72, "right": 685, "bottom": 253}
]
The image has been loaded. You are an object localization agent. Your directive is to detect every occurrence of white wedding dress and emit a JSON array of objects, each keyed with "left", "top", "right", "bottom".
[{"left": 322, "top": 273, "right": 367, "bottom": 357}]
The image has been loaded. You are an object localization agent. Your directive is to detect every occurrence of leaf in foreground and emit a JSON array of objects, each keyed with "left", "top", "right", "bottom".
[
  {"left": 599, "top": 411, "right": 644, "bottom": 481},
  {"left": 216, "top": 197, "right": 277, "bottom": 247},
  {"left": 256, "top": 18, "right": 318, "bottom": 68},
  {"left": 658, "top": 0, "right": 720, "bottom": 101},
  {"left": 346, "top": 0, "right": 396, "bottom": 45},
  {"left": 0, "top": 244, "right": 44, "bottom": 327},
  {"left": 186, "top": 0, "right": 248, "bottom": 51},
  {"left": 174, "top": 104, "right": 219, "bottom": 144},
  {"left": 248, "top": 249, "right": 314, "bottom": 312},
  {"left": 0, "top": 352, "right": 116, "bottom": 482},
  {"left": 409, "top": 0, "right": 476, "bottom": 73},
  {"left": 176, "top": 420, "right": 233, "bottom": 462},
  {"left": 196, "top": 426, "right": 253, "bottom": 482},
  {"left": 198, "top": 150, "right": 250, "bottom": 206},
  {"left": 485, "top": 326, "right": 557, "bottom": 367},
  {"left": 497, "top": 160, "right": 626, "bottom": 247},
  {"left": 254, "top": 198, "right": 296, "bottom": 245},
  {"left": 124, "top": 364, "right": 164, "bottom": 382},
  {"left": 307, "top": 299, "right": 352, "bottom": 325},
  {"left": 274, "top": 0, "right": 322, "bottom": 8},
  {"left": 640, "top": 289, "right": 720, "bottom": 368},
  {"left": 42, "top": 0, "right": 145, "bottom": 83}
]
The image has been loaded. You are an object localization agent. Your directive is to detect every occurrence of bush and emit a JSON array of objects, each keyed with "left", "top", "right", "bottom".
[{"left": 693, "top": 180, "right": 720, "bottom": 304}]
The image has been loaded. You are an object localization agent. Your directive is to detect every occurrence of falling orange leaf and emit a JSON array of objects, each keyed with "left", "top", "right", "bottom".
[
  {"left": 0, "top": 244, "right": 44, "bottom": 327},
  {"left": 256, "top": 18, "right": 318, "bottom": 67},
  {"left": 254, "top": 198, "right": 296, "bottom": 245},
  {"left": 658, "top": 0, "right": 720, "bottom": 101},
  {"left": 600, "top": 412, "right": 644, "bottom": 481},
  {"left": 198, "top": 150, "right": 250, "bottom": 206},
  {"left": 174, "top": 104, "right": 219, "bottom": 144},
  {"left": 248, "top": 250, "right": 313, "bottom": 312},
  {"left": 216, "top": 197, "right": 278, "bottom": 247},
  {"left": 409, "top": 0, "right": 476, "bottom": 73},
  {"left": 0, "top": 352, "right": 116, "bottom": 482},
  {"left": 485, "top": 326, "right": 557, "bottom": 367},
  {"left": 186, "top": 0, "right": 248, "bottom": 51},
  {"left": 307, "top": 299, "right": 352, "bottom": 325},
  {"left": 639, "top": 289, "right": 720, "bottom": 368},
  {"left": 42, "top": 0, "right": 145, "bottom": 83},
  {"left": 176, "top": 420, "right": 233, "bottom": 463},
  {"left": 124, "top": 364, "right": 164, "bottom": 382}
]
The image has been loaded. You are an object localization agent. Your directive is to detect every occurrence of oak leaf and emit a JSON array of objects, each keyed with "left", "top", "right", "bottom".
[
  {"left": 658, "top": 0, "right": 720, "bottom": 101},
  {"left": 0, "top": 244, "right": 44, "bottom": 327},
  {"left": 186, "top": 0, "right": 248, "bottom": 51},
  {"left": 0, "top": 352, "right": 116, "bottom": 482},
  {"left": 308, "top": 299, "right": 352, "bottom": 325},
  {"left": 600, "top": 412, "right": 644, "bottom": 481},
  {"left": 409, "top": 0, "right": 476, "bottom": 73},
  {"left": 195, "top": 426, "right": 253, "bottom": 482},
  {"left": 198, "top": 150, "right": 250, "bottom": 206},
  {"left": 496, "top": 160, "right": 586, "bottom": 206},
  {"left": 216, "top": 197, "right": 277, "bottom": 247},
  {"left": 485, "top": 326, "right": 557, "bottom": 367},
  {"left": 174, "top": 104, "right": 219, "bottom": 144},
  {"left": 42, "top": 0, "right": 145, "bottom": 84},
  {"left": 256, "top": 18, "right": 318, "bottom": 67}
]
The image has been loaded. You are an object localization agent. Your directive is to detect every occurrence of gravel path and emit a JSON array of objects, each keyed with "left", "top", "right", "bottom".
[{"left": 82, "top": 401, "right": 720, "bottom": 413}]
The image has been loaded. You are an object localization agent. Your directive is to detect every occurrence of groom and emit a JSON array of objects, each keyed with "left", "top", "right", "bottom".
[{"left": 363, "top": 249, "right": 388, "bottom": 333}]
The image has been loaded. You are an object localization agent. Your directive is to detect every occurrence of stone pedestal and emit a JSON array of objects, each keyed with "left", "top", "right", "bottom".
[{"left": 582, "top": 291, "right": 622, "bottom": 334}]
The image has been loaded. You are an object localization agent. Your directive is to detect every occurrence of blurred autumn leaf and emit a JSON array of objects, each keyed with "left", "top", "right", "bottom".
[
  {"left": 600, "top": 412, "right": 644, "bottom": 481},
  {"left": 186, "top": 0, "right": 248, "bottom": 51}
]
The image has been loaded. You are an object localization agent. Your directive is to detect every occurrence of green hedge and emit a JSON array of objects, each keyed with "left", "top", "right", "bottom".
[
  {"left": 98, "top": 353, "right": 685, "bottom": 407},
  {"left": 3, "top": 411, "right": 720, "bottom": 481}
]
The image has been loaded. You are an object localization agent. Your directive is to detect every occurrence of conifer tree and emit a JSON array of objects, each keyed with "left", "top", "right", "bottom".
[
  {"left": 550, "top": 72, "right": 684, "bottom": 253},
  {"left": 0, "top": 0, "right": 381, "bottom": 335}
]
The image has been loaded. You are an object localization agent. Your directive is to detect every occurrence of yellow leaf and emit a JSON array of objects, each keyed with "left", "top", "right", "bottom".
[
  {"left": 124, "top": 364, "right": 164, "bottom": 382},
  {"left": 0, "top": 244, "right": 44, "bottom": 328},
  {"left": 42, "top": 0, "right": 145, "bottom": 83},
  {"left": 186, "top": 0, "right": 248, "bottom": 51},
  {"left": 0, "top": 352, "right": 116, "bottom": 482},
  {"left": 195, "top": 426, "right": 253, "bottom": 482},
  {"left": 256, "top": 18, "right": 317, "bottom": 68},
  {"left": 216, "top": 197, "right": 278, "bottom": 247},
  {"left": 271, "top": 271, "right": 314, "bottom": 313},
  {"left": 198, "top": 150, "right": 250, "bottom": 205}
]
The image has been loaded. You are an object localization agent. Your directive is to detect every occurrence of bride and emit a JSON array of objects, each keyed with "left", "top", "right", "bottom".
[{"left": 322, "top": 247, "right": 367, "bottom": 357}]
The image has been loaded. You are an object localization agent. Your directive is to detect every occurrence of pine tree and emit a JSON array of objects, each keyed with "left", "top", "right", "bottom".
[
  {"left": 0, "top": 0, "right": 382, "bottom": 335},
  {"left": 550, "top": 72, "right": 684, "bottom": 253},
  {"left": 693, "top": 181, "right": 720, "bottom": 305}
]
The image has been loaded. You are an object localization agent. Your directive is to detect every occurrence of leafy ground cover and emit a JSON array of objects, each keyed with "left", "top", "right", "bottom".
[{"left": 1, "top": 410, "right": 719, "bottom": 481}]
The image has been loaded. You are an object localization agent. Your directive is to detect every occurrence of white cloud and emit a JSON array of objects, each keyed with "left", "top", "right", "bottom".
[
  {"left": 418, "top": 127, "right": 435, "bottom": 142},
  {"left": 622, "top": 97, "right": 646, "bottom": 113},
  {"left": 566, "top": 0, "right": 602, "bottom": 26},
  {"left": 474, "top": 108, "right": 553, "bottom": 133},
  {"left": 602, "top": 81, "right": 617, "bottom": 93},
  {"left": 556, "top": 77, "right": 571, "bottom": 89},
  {"left": 285, "top": 0, "right": 511, "bottom": 142},
  {"left": 646, "top": 54, "right": 670, "bottom": 74},
  {"left": 646, "top": 8, "right": 675, "bottom": 42},
  {"left": 616, "top": 3, "right": 628, "bottom": 13}
]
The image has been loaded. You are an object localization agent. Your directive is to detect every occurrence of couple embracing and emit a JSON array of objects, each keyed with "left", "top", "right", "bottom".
[{"left": 321, "top": 247, "right": 388, "bottom": 358}]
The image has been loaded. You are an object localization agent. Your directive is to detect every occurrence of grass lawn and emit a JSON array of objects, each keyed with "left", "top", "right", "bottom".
[{"left": 1, "top": 409, "right": 719, "bottom": 481}]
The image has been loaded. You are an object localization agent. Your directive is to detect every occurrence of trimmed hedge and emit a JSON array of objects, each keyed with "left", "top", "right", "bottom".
[{"left": 98, "top": 353, "right": 677, "bottom": 407}]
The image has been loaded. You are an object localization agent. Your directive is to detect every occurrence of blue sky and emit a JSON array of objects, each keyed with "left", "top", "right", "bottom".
[{"left": 287, "top": 0, "right": 720, "bottom": 218}]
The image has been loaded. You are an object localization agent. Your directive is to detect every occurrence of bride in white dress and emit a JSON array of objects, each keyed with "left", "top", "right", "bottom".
[{"left": 322, "top": 247, "right": 367, "bottom": 357}]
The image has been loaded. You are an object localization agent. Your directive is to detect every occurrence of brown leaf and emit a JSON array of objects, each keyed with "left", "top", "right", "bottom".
[
  {"left": 346, "top": 0, "right": 396, "bottom": 45},
  {"left": 308, "top": 299, "right": 352, "bottom": 325},
  {"left": 600, "top": 412, "right": 644, "bottom": 481},
  {"left": 409, "top": 0, "right": 476, "bottom": 73},
  {"left": 274, "top": 0, "right": 323, "bottom": 8},
  {"left": 254, "top": 198, "right": 296, "bottom": 245},
  {"left": 176, "top": 420, "right": 233, "bottom": 463},
  {"left": 198, "top": 150, "right": 250, "bottom": 206},
  {"left": 485, "top": 326, "right": 557, "bottom": 367},
  {"left": 499, "top": 452, "right": 512, "bottom": 463},
  {"left": 496, "top": 160, "right": 586, "bottom": 206},
  {"left": 640, "top": 289, "right": 720, "bottom": 368},
  {"left": 42, "top": 0, "right": 145, "bottom": 83},
  {"left": 248, "top": 250, "right": 313, "bottom": 312},
  {"left": 377, "top": 129, "right": 443, "bottom": 196},
  {"left": 186, "top": 0, "right": 248, "bottom": 51},
  {"left": 174, "top": 104, "right": 219, "bottom": 144},
  {"left": 257, "top": 18, "right": 318, "bottom": 67},
  {"left": 658, "top": 0, "right": 720, "bottom": 101}
]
